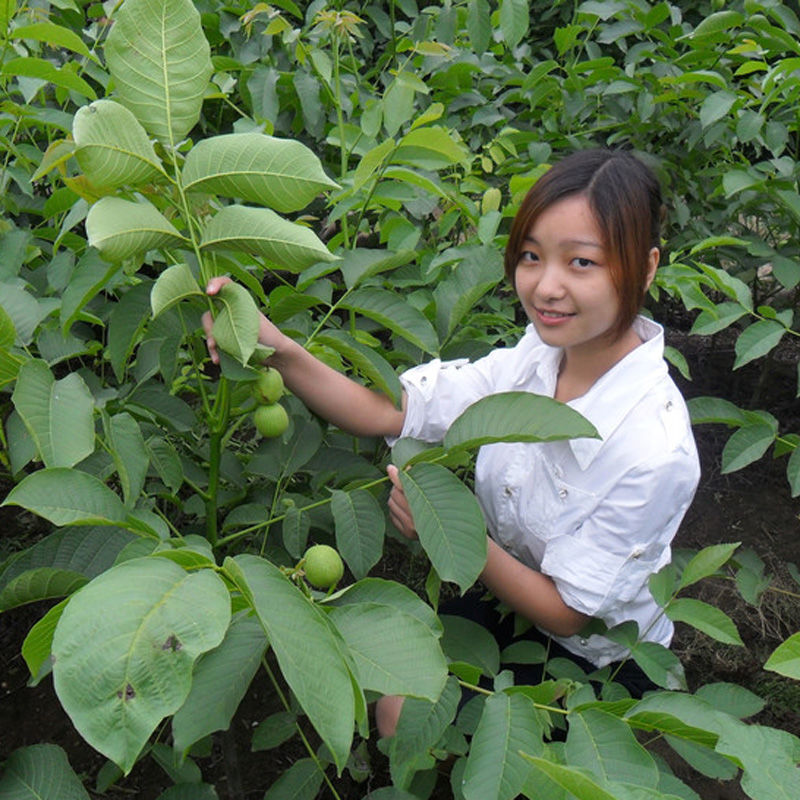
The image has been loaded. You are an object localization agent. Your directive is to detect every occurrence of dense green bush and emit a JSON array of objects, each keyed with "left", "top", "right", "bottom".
[{"left": 1, "top": 1, "right": 798, "bottom": 798}]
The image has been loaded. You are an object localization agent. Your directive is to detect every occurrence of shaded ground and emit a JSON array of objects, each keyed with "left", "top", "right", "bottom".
[{"left": 1, "top": 323, "right": 799, "bottom": 798}]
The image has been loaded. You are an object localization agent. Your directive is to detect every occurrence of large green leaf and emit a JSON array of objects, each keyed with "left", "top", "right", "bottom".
[
  {"left": 331, "top": 488, "right": 385, "bottom": 580},
  {"left": 444, "top": 392, "right": 599, "bottom": 452},
  {"left": 388, "top": 676, "right": 461, "bottom": 788},
  {"left": 0, "top": 282, "right": 45, "bottom": 346},
  {"left": 677, "top": 543, "right": 740, "bottom": 590},
  {"left": 11, "top": 360, "right": 94, "bottom": 468},
  {"left": 2, "top": 468, "right": 128, "bottom": 527},
  {"left": 500, "top": 0, "right": 530, "bottom": 49},
  {"left": 433, "top": 246, "right": 504, "bottom": 340},
  {"left": 104, "top": 0, "right": 212, "bottom": 143},
  {"left": 59, "top": 250, "right": 120, "bottom": 336},
  {"left": 721, "top": 423, "right": 775, "bottom": 473},
  {"left": 393, "top": 126, "right": 470, "bottom": 170},
  {"left": 463, "top": 692, "right": 543, "bottom": 800},
  {"left": 86, "top": 197, "right": 188, "bottom": 261},
  {"left": 107, "top": 282, "right": 154, "bottom": 382},
  {"left": 522, "top": 757, "right": 618, "bottom": 800},
  {"left": 566, "top": 708, "right": 659, "bottom": 787},
  {"left": 397, "top": 463, "right": 487, "bottom": 593},
  {"left": 73, "top": 100, "right": 165, "bottom": 188},
  {"left": 0, "top": 744, "right": 90, "bottom": 800},
  {"left": 341, "top": 288, "right": 440, "bottom": 356},
  {"left": 228, "top": 554, "right": 356, "bottom": 773},
  {"left": 665, "top": 598, "right": 742, "bottom": 646},
  {"left": 764, "top": 632, "right": 800, "bottom": 679},
  {"left": 0, "top": 568, "right": 86, "bottom": 611},
  {"left": 11, "top": 22, "right": 94, "bottom": 60},
  {"left": 2, "top": 56, "right": 96, "bottom": 99},
  {"left": 52, "top": 558, "right": 231, "bottom": 773},
  {"left": 733, "top": 319, "right": 785, "bottom": 370},
  {"left": 200, "top": 205, "right": 338, "bottom": 272},
  {"left": 262, "top": 758, "right": 323, "bottom": 800},
  {"left": 209, "top": 280, "right": 261, "bottom": 366},
  {"left": 172, "top": 613, "right": 267, "bottom": 754},
  {"left": 22, "top": 599, "right": 68, "bottom": 682},
  {"left": 182, "top": 133, "right": 338, "bottom": 212},
  {"left": 327, "top": 602, "right": 447, "bottom": 698},
  {"left": 150, "top": 262, "right": 203, "bottom": 318},
  {"left": 105, "top": 412, "right": 149, "bottom": 507}
]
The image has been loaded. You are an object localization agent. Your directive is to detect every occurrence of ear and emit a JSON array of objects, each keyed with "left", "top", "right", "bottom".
[{"left": 644, "top": 247, "right": 659, "bottom": 290}]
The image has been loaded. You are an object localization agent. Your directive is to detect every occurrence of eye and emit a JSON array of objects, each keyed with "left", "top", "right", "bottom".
[
  {"left": 518, "top": 250, "right": 538, "bottom": 265},
  {"left": 572, "top": 257, "right": 596, "bottom": 269}
]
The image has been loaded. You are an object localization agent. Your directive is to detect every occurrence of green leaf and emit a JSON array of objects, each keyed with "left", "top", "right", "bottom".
[
  {"left": 393, "top": 126, "right": 470, "bottom": 170},
  {"left": 687, "top": 396, "right": 746, "bottom": 426},
  {"left": 467, "top": 0, "right": 491, "bottom": 53},
  {"left": 22, "top": 599, "right": 68, "bottom": 682},
  {"left": 787, "top": 445, "right": 800, "bottom": 498},
  {"left": 150, "top": 262, "right": 203, "bottom": 318},
  {"left": 155, "top": 784, "right": 219, "bottom": 800},
  {"left": 104, "top": 0, "right": 212, "bottom": 143},
  {"left": 73, "top": 100, "right": 165, "bottom": 188},
  {"left": 338, "top": 248, "right": 416, "bottom": 290},
  {"left": 0, "top": 303, "right": 15, "bottom": 349},
  {"left": 690, "top": 10, "right": 744, "bottom": 38},
  {"left": 628, "top": 642, "right": 687, "bottom": 690},
  {"left": 695, "top": 682, "right": 765, "bottom": 719},
  {"left": 666, "top": 598, "right": 743, "bottom": 645},
  {"left": 11, "top": 360, "right": 95, "bottom": 468},
  {"left": 389, "top": 677, "right": 460, "bottom": 788},
  {"left": 566, "top": 708, "right": 659, "bottom": 787},
  {"left": 229, "top": 554, "right": 355, "bottom": 773},
  {"left": 433, "top": 246, "right": 503, "bottom": 340},
  {"left": 353, "top": 139, "right": 395, "bottom": 191},
  {"left": 11, "top": 22, "right": 94, "bottom": 59},
  {"left": 733, "top": 320, "right": 785, "bottom": 369},
  {"left": 331, "top": 489, "right": 385, "bottom": 580},
  {"left": 678, "top": 542, "right": 740, "bottom": 589},
  {"left": 464, "top": 692, "right": 543, "bottom": 800},
  {"left": 327, "top": 602, "right": 447, "bottom": 698},
  {"left": 263, "top": 758, "right": 323, "bottom": 800},
  {"left": 2, "top": 56, "right": 96, "bottom": 99},
  {"left": 663, "top": 346, "right": 691, "bottom": 380},
  {"left": 182, "top": 133, "right": 338, "bottom": 212},
  {"left": 86, "top": 197, "right": 187, "bottom": 261},
  {"left": 0, "top": 744, "right": 90, "bottom": 800},
  {"left": 315, "top": 330, "right": 403, "bottom": 408},
  {"left": 252, "top": 711, "right": 297, "bottom": 752},
  {"left": 500, "top": 0, "right": 529, "bottom": 49},
  {"left": 522, "top": 757, "right": 618, "bottom": 800},
  {"left": 210, "top": 281, "right": 260, "bottom": 366},
  {"left": 107, "top": 281, "right": 153, "bottom": 381},
  {"left": 172, "top": 613, "right": 267, "bottom": 754},
  {"left": 341, "top": 288, "right": 439, "bottom": 356},
  {"left": 721, "top": 424, "right": 775, "bottom": 473},
  {"left": 398, "top": 463, "right": 487, "bottom": 593},
  {"left": 105, "top": 413, "right": 149, "bottom": 507},
  {"left": 764, "top": 632, "right": 800, "bottom": 679},
  {"left": 441, "top": 615, "right": 500, "bottom": 678},
  {"left": 689, "top": 302, "right": 747, "bottom": 336},
  {"left": 2, "top": 468, "right": 128, "bottom": 527},
  {"left": 200, "top": 205, "right": 338, "bottom": 272},
  {"left": 52, "top": 558, "right": 231, "bottom": 773},
  {"left": 0, "top": 568, "right": 87, "bottom": 611},
  {"left": 444, "top": 392, "right": 598, "bottom": 452},
  {"left": 0, "top": 283, "right": 45, "bottom": 346}
]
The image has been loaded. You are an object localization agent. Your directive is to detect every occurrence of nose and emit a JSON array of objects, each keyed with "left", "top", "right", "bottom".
[{"left": 533, "top": 262, "right": 567, "bottom": 301}]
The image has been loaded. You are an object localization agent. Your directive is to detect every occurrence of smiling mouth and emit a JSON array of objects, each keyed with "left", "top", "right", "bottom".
[{"left": 536, "top": 308, "right": 575, "bottom": 318}]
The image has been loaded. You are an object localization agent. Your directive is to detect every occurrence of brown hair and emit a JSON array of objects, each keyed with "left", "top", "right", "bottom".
[{"left": 504, "top": 148, "right": 663, "bottom": 339}]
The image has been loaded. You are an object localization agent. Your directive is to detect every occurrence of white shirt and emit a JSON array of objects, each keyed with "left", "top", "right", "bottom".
[{"left": 396, "top": 316, "right": 700, "bottom": 668}]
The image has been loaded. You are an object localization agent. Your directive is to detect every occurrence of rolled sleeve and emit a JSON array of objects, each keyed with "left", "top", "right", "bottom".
[{"left": 540, "top": 456, "right": 698, "bottom": 619}]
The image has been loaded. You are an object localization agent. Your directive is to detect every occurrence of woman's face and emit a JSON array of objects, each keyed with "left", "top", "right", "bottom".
[{"left": 513, "top": 194, "right": 624, "bottom": 359}]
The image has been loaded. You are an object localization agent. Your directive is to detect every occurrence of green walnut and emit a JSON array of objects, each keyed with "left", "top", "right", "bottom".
[
  {"left": 253, "top": 402, "right": 289, "bottom": 438},
  {"left": 303, "top": 544, "right": 344, "bottom": 590},
  {"left": 253, "top": 367, "right": 284, "bottom": 405}
]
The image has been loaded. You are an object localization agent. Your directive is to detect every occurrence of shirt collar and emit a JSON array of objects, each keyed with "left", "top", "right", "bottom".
[{"left": 527, "top": 317, "right": 668, "bottom": 470}]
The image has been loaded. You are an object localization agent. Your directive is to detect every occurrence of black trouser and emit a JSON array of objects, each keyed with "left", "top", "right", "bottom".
[{"left": 441, "top": 591, "right": 656, "bottom": 699}]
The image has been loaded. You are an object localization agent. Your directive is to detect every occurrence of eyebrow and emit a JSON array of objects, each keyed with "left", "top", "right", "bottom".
[{"left": 524, "top": 235, "right": 603, "bottom": 249}]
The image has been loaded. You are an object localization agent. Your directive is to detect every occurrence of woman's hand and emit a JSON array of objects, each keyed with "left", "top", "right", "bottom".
[
  {"left": 387, "top": 464, "right": 418, "bottom": 541},
  {"left": 202, "top": 276, "right": 289, "bottom": 365}
]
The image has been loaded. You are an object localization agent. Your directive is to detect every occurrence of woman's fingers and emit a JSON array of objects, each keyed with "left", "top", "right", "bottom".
[
  {"left": 387, "top": 465, "right": 418, "bottom": 540},
  {"left": 203, "top": 276, "right": 232, "bottom": 364}
]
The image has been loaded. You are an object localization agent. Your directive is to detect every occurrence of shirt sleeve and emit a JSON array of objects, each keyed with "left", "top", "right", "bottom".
[{"left": 539, "top": 453, "right": 699, "bottom": 619}]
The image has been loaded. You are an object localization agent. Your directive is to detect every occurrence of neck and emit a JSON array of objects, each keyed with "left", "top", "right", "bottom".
[{"left": 555, "top": 326, "right": 642, "bottom": 403}]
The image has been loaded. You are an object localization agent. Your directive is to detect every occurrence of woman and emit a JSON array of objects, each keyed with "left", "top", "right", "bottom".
[{"left": 205, "top": 148, "right": 700, "bottom": 736}]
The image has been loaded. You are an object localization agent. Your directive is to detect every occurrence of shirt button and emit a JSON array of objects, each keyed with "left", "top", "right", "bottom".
[
  {"left": 665, "top": 400, "right": 673, "bottom": 411},
  {"left": 504, "top": 486, "right": 513, "bottom": 496},
  {"left": 580, "top": 638, "right": 588, "bottom": 646},
  {"left": 632, "top": 548, "right": 643, "bottom": 559},
  {"left": 420, "top": 376, "right": 427, "bottom": 385},
  {"left": 558, "top": 487, "right": 568, "bottom": 499}
]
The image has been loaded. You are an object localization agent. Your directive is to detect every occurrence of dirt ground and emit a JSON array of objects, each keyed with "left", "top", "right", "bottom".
[{"left": 1, "top": 323, "right": 799, "bottom": 799}]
